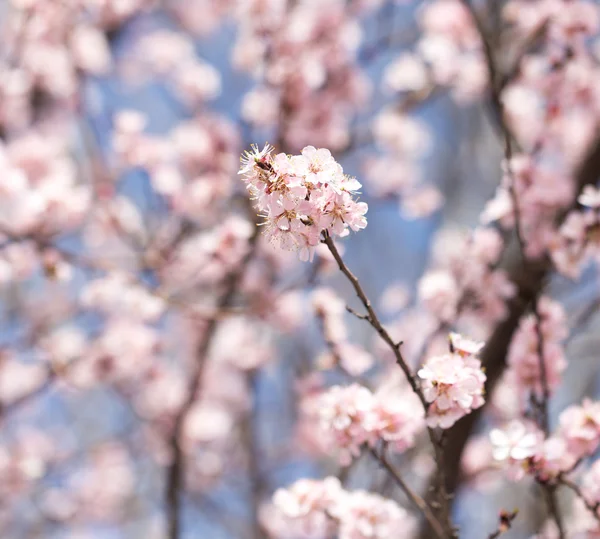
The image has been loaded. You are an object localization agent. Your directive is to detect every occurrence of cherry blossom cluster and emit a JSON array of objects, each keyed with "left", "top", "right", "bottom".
[
  {"left": 239, "top": 144, "right": 368, "bottom": 261},
  {"left": 491, "top": 398, "right": 600, "bottom": 483},
  {"left": 418, "top": 227, "right": 515, "bottom": 330},
  {"left": 481, "top": 153, "right": 577, "bottom": 259},
  {"left": 506, "top": 296, "right": 568, "bottom": 400},
  {"left": 582, "top": 459, "right": 600, "bottom": 514},
  {"left": 122, "top": 30, "right": 221, "bottom": 107},
  {"left": 551, "top": 185, "right": 600, "bottom": 279},
  {"left": 367, "top": 112, "right": 443, "bottom": 220},
  {"left": 232, "top": 0, "right": 377, "bottom": 151},
  {"left": 266, "top": 476, "right": 416, "bottom": 539},
  {"left": 484, "top": 0, "right": 600, "bottom": 257},
  {"left": 313, "top": 287, "right": 374, "bottom": 376},
  {"left": 318, "top": 383, "right": 424, "bottom": 465},
  {"left": 42, "top": 442, "right": 136, "bottom": 522},
  {"left": 0, "top": 134, "right": 90, "bottom": 238},
  {"left": 367, "top": 0, "right": 486, "bottom": 219},
  {"left": 418, "top": 334, "right": 486, "bottom": 429},
  {"left": 383, "top": 0, "right": 488, "bottom": 101},
  {"left": 112, "top": 110, "right": 240, "bottom": 222},
  {"left": 0, "top": 0, "right": 148, "bottom": 133}
]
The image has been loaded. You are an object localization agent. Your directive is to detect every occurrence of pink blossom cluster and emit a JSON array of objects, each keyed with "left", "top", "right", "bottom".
[
  {"left": 416, "top": 0, "right": 487, "bottom": 102},
  {"left": 582, "top": 459, "right": 600, "bottom": 512},
  {"left": 550, "top": 186, "right": 600, "bottom": 279},
  {"left": 383, "top": 0, "right": 487, "bottom": 101},
  {"left": 367, "top": 112, "right": 444, "bottom": 220},
  {"left": 0, "top": 0, "right": 148, "bottom": 133},
  {"left": 165, "top": 0, "right": 236, "bottom": 37},
  {"left": 239, "top": 144, "right": 367, "bottom": 261},
  {"left": 491, "top": 399, "right": 600, "bottom": 482},
  {"left": 233, "top": 0, "right": 374, "bottom": 150},
  {"left": 557, "top": 399, "right": 600, "bottom": 463},
  {"left": 506, "top": 296, "right": 568, "bottom": 399},
  {"left": 484, "top": 0, "right": 600, "bottom": 257},
  {"left": 312, "top": 287, "right": 374, "bottom": 376},
  {"left": 481, "top": 153, "right": 577, "bottom": 258},
  {"left": 490, "top": 419, "right": 548, "bottom": 481},
  {"left": 55, "top": 442, "right": 135, "bottom": 522},
  {"left": 112, "top": 110, "right": 240, "bottom": 221},
  {"left": 158, "top": 216, "right": 254, "bottom": 292},
  {"left": 0, "top": 428, "right": 58, "bottom": 501},
  {"left": 418, "top": 336, "right": 487, "bottom": 429},
  {"left": 565, "top": 496, "right": 600, "bottom": 539},
  {"left": 0, "top": 134, "right": 90, "bottom": 237},
  {"left": 267, "top": 476, "right": 416, "bottom": 539},
  {"left": 123, "top": 30, "right": 221, "bottom": 106},
  {"left": 418, "top": 228, "right": 515, "bottom": 329},
  {"left": 318, "top": 383, "right": 424, "bottom": 464},
  {"left": 366, "top": 0, "right": 486, "bottom": 216}
]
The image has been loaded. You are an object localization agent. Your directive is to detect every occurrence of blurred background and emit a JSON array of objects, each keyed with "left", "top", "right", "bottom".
[{"left": 0, "top": 0, "right": 599, "bottom": 538}]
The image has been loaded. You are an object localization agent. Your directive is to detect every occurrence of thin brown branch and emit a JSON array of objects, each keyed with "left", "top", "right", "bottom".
[
  {"left": 442, "top": 131, "right": 600, "bottom": 493},
  {"left": 322, "top": 233, "right": 425, "bottom": 407},
  {"left": 322, "top": 232, "right": 454, "bottom": 538},
  {"left": 243, "top": 370, "right": 268, "bottom": 539},
  {"left": 442, "top": 0, "right": 600, "bottom": 501},
  {"left": 165, "top": 202, "right": 261, "bottom": 539},
  {"left": 459, "top": 0, "right": 505, "bottom": 133},
  {"left": 371, "top": 447, "right": 446, "bottom": 539},
  {"left": 558, "top": 476, "right": 600, "bottom": 523},
  {"left": 486, "top": 509, "right": 518, "bottom": 539}
]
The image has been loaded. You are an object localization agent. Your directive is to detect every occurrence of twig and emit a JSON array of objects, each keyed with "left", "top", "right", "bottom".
[
  {"left": 486, "top": 509, "right": 518, "bottom": 539},
  {"left": 322, "top": 232, "right": 454, "bottom": 538},
  {"left": 370, "top": 448, "right": 446, "bottom": 539},
  {"left": 322, "top": 233, "right": 425, "bottom": 407},
  {"left": 558, "top": 476, "right": 600, "bottom": 523},
  {"left": 461, "top": 3, "right": 565, "bottom": 536},
  {"left": 459, "top": 0, "right": 504, "bottom": 133},
  {"left": 165, "top": 202, "right": 261, "bottom": 539},
  {"left": 244, "top": 370, "right": 268, "bottom": 539}
]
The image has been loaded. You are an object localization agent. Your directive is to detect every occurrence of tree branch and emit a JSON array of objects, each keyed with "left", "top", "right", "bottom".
[
  {"left": 370, "top": 447, "right": 446, "bottom": 539},
  {"left": 165, "top": 201, "right": 261, "bottom": 539},
  {"left": 322, "top": 232, "right": 455, "bottom": 538}
]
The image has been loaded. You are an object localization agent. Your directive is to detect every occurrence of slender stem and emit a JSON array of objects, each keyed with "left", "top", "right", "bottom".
[
  {"left": 371, "top": 449, "right": 446, "bottom": 539},
  {"left": 460, "top": 4, "right": 565, "bottom": 536},
  {"left": 165, "top": 203, "right": 260, "bottom": 539},
  {"left": 486, "top": 509, "right": 518, "bottom": 539},
  {"left": 530, "top": 296, "right": 565, "bottom": 538},
  {"left": 558, "top": 477, "right": 600, "bottom": 522},
  {"left": 322, "top": 234, "right": 426, "bottom": 408},
  {"left": 322, "top": 233, "right": 453, "bottom": 538}
]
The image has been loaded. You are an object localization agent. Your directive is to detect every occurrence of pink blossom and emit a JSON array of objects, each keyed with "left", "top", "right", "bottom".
[
  {"left": 578, "top": 185, "right": 600, "bottom": 208},
  {"left": 557, "top": 399, "right": 600, "bottom": 460},
  {"left": 333, "top": 489, "right": 416, "bottom": 539},
  {"left": 507, "top": 297, "right": 568, "bottom": 398},
  {"left": 69, "top": 25, "right": 112, "bottom": 75},
  {"left": 490, "top": 420, "right": 544, "bottom": 481},
  {"left": 383, "top": 53, "right": 429, "bottom": 93},
  {"left": 582, "top": 459, "right": 600, "bottom": 508},
  {"left": 418, "top": 270, "right": 460, "bottom": 323},
  {"left": 533, "top": 436, "right": 577, "bottom": 481},
  {"left": 449, "top": 332, "right": 484, "bottom": 358},
  {"left": 318, "top": 384, "right": 376, "bottom": 464},
  {"left": 239, "top": 144, "right": 367, "bottom": 260},
  {"left": 369, "top": 390, "right": 425, "bottom": 453},
  {"left": 270, "top": 478, "right": 415, "bottom": 539},
  {"left": 271, "top": 477, "right": 342, "bottom": 538},
  {"left": 418, "top": 352, "right": 486, "bottom": 429},
  {"left": 401, "top": 186, "right": 445, "bottom": 219},
  {"left": 318, "top": 383, "right": 424, "bottom": 463}
]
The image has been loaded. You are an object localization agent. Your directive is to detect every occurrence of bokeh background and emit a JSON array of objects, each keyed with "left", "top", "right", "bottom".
[{"left": 1, "top": 0, "right": 600, "bottom": 538}]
